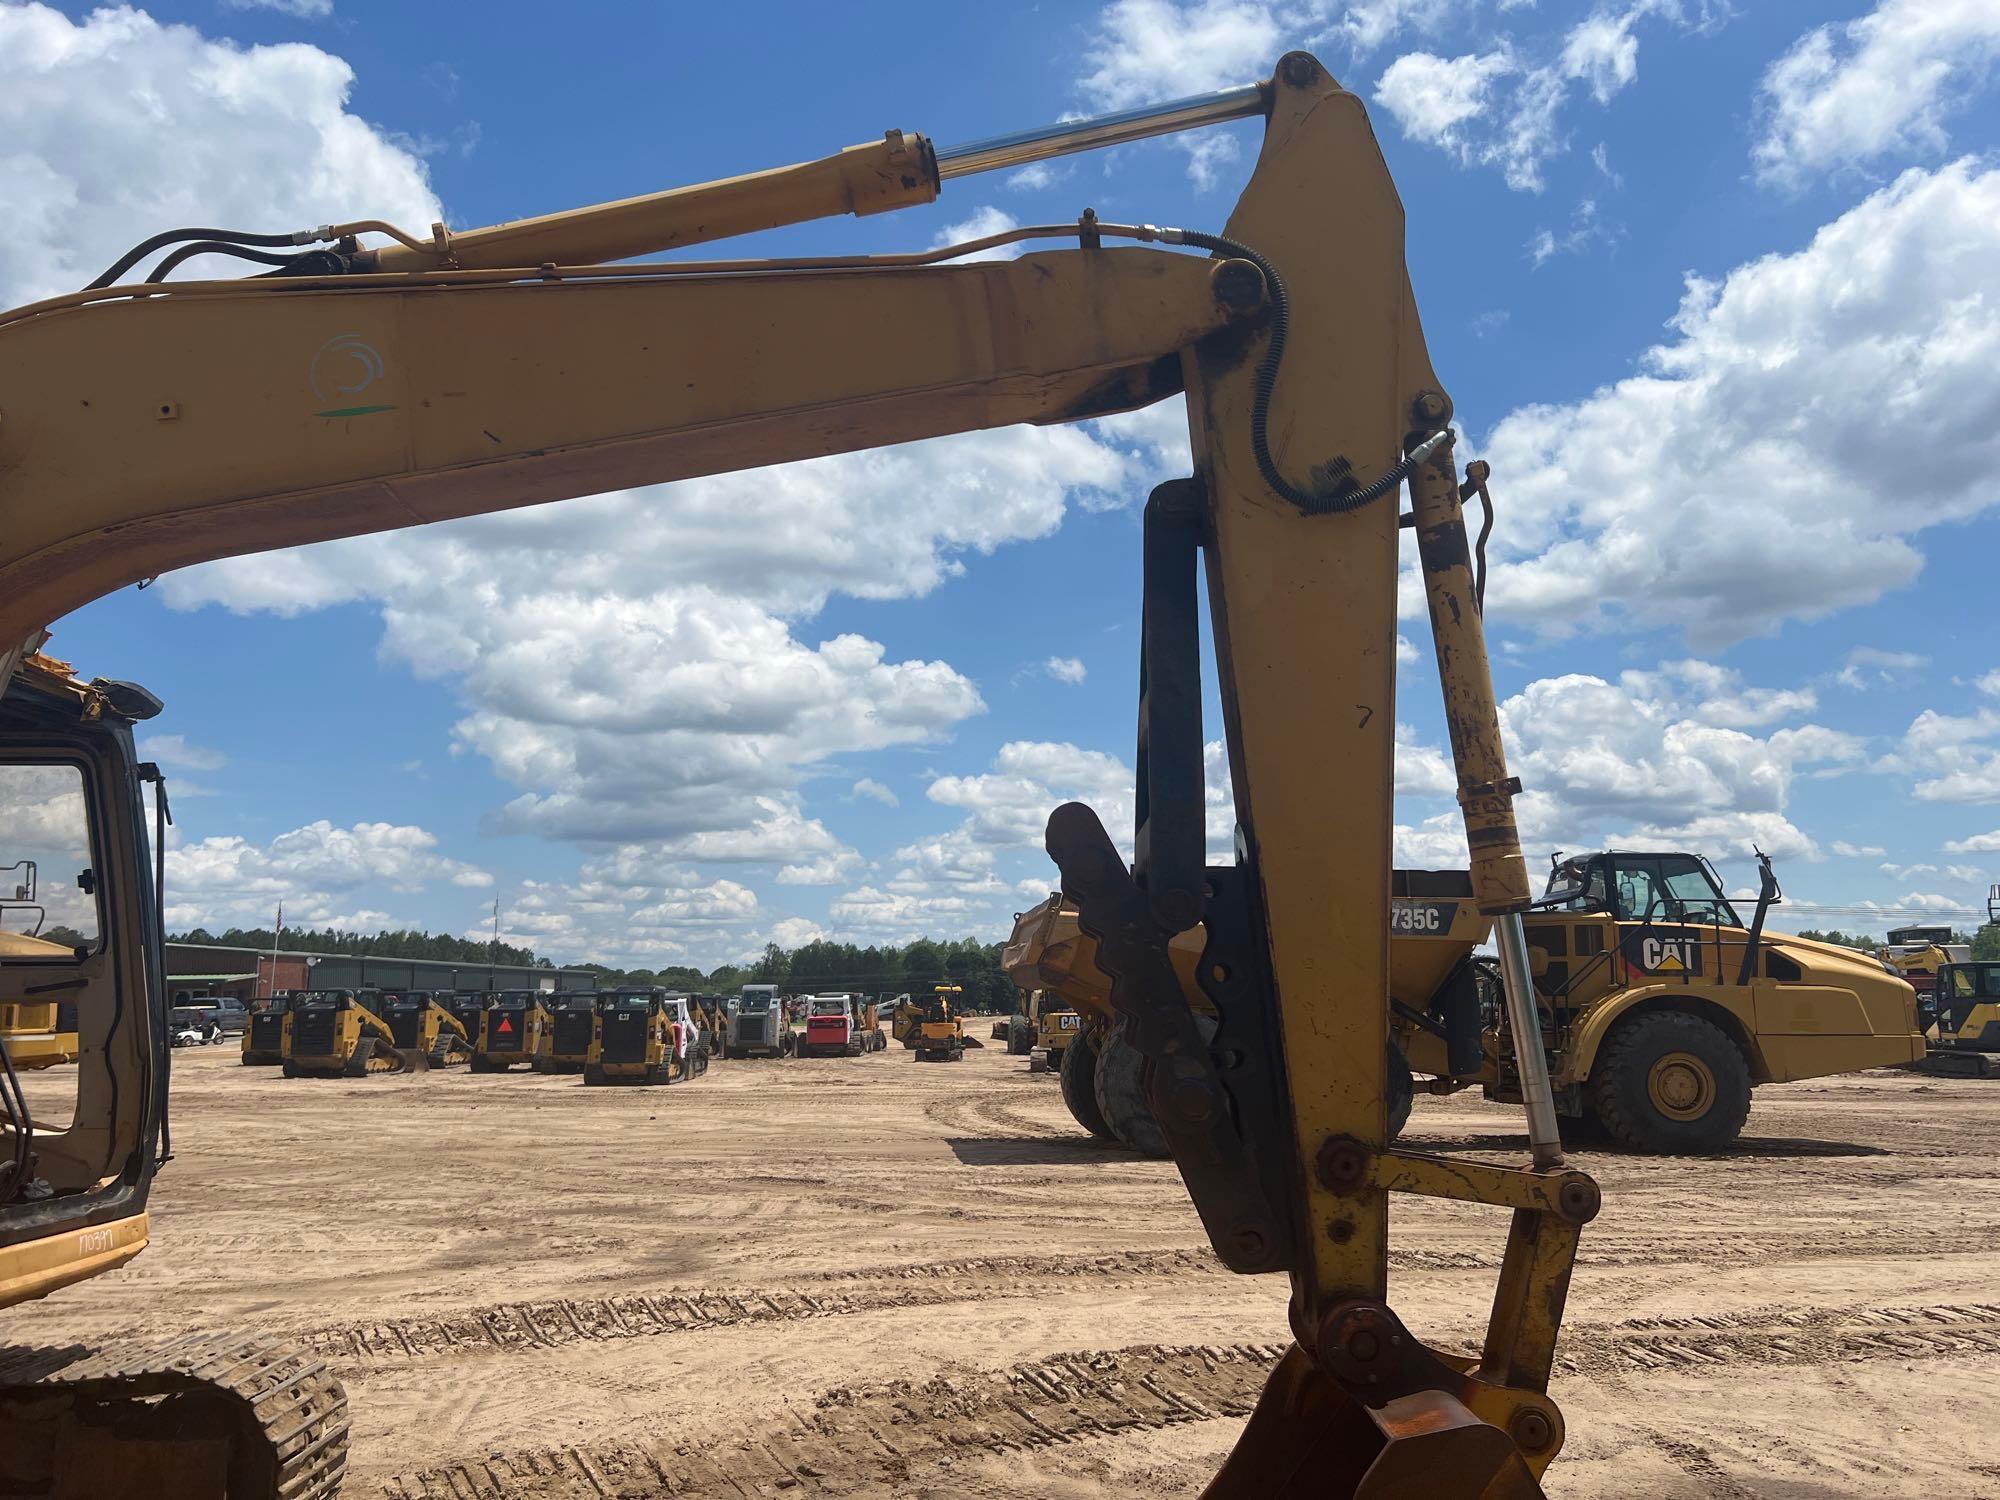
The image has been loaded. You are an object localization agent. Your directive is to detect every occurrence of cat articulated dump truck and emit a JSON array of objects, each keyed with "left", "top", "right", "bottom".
[
  {"left": 282, "top": 988, "right": 415, "bottom": 1078},
  {"left": 470, "top": 989, "right": 549, "bottom": 1072},
  {"left": 1011, "top": 848, "right": 1924, "bottom": 1154},
  {"left": 725, "top": 984, "right": 791, "bottom": 1058},
  {"left": 240, "top": 991, "right": 293, "bottom": 1065},
  {"left": 536, "top": 989, "right": 599, "bottom": 1073},
  {"left": 379, "top": 990, "right": 474, "bottom": 1068},
  {"left": 585, "top": 988, "right": 682, "bottom": 1086}
]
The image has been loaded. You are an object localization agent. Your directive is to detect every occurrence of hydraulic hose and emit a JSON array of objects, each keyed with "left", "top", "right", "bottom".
[
  {"left": 1170, "top": 228, "right": 1444, "bottom": 515},
  {"left": 84, "top": 226, "right": 326, "bottom": 291}
]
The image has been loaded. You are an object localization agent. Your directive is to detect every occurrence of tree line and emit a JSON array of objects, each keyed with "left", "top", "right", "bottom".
[
  {"left": 1794, "top": 926, "right": 2000, "bottom": 961},
  {"left": 167, "top": 928, "right": 1024, "bottom": 1009}
]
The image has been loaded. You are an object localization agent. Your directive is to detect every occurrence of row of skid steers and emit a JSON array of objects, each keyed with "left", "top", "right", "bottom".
[{"left": 241, "top": 986, "right": 722, "bottom": 1086}]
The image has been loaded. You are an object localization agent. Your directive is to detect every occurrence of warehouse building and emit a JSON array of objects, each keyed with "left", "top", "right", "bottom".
[{"left": 164, "top": 943, "right": 599, "bottom": 1003}]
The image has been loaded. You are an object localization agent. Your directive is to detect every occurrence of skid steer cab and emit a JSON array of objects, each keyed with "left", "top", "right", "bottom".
[
  {"left": 240, "top": 991, "right": 294, "bottom": 1066},
  {"left": 725, "top": 984, "right": 791, "bottom": 1058},
  {"left": 379, "top": 989, "right": 474, "bottom": 1069},
  {"left": 470, "top": 989, "right": 547, "bottom": 1072},
  {"left": 535, "top": 989, "right": 600, "bottom": 1073},
  {"left": 282, "top": 989, "right": 412, "bottom": 1078},
  {"left": 1917, "top": 960, "right": 2000, "bottom": 1077},
  {"left": 799, "top": 993, "right": 886, "bottom": 1056},
  {"left": 585, "top": 988, "right": 686, "bottom": 1086}
]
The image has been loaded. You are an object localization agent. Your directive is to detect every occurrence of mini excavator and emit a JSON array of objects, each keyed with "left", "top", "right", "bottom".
[{"left": 0, "top": 53, "right": 1599, "bottom": 1496}]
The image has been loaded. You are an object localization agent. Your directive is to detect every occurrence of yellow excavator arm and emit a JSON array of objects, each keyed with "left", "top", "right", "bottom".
[{"left": 0, "top": 52, "right": 1596, "bottom": 1496}]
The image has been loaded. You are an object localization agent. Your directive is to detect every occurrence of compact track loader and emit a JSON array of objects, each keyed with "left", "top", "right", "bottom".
[
  {"left": 535, "top": 989, "right": 599, "bottom": 1073},
  {"left": 469, "top": 989, "right": 549, "bottom": 1072},
  {"left": 379, "top": 990, "right": 474, "bottom": 1069},
  {"left": 281, "top": 988, "right": 414, "bottom": 1078},
  {"left": 240, "top": 991, "right": 294, "bottom": 1066},
  {"left": 0, "top": 50, "right": 1689, "bottom": 1493},
  {"left": 585, "top": 989, "right": 683, "bottom": 1086}
]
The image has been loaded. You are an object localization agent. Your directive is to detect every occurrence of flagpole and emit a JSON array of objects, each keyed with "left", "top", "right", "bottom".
[{"left": 267, "top": 900, "right": 282, "bottom": 1000}]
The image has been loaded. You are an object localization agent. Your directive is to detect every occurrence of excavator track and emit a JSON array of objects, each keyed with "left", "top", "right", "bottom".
[{"left": 0, "top": 1330, "right": 349, "bottom": 1498}]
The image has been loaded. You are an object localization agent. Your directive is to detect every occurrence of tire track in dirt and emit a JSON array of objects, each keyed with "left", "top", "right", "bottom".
[
  {"left": 377, "top": 1305, "right": 2000, "bottom": 1496},
  {"left": 314, "top": 1225, "right": 2000, "bottom": 1370}
]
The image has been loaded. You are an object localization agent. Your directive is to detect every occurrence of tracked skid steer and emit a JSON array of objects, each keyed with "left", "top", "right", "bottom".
[{"left": 281, "top": 989, "right": 416, "bottom": 1078}]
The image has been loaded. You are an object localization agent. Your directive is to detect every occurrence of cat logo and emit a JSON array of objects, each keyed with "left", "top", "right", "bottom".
[{"left": 1627, "top": 931, "right": 1704, "bottom": 976}]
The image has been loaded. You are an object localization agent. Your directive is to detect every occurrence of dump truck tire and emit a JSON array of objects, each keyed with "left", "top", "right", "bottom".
[
  {"left": 1387, "top": 1040, "right": 1413, "bottom": 1140},
  {"left": 1058, "top": 1030, "right": 1113, "bottom": 1141},
  {"left": 1590, "top": 1009, "right": 1751, "bottom": 1153},
  {"left": 1093, "top": 1023, "right": 1170, "bottom": 1158}
]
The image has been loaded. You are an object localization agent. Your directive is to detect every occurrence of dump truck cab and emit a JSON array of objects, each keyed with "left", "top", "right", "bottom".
[
  {"left": 471, "top": 989, "right": 547, "bottom": 1072},
  {"left": 536, "top": 988, "right": 599, "bottom": 1073},
  {"left": 585, "top": 987, "right": 679, "bottom": 1086},
  {"left": 726, "top": 984, "right": 791, "bottom": 1058},
  {"left": 241, "top": 991, "right": 293, "bottom": 1065},
  {"left": 283, "top": 988, "right": 410, "bottom": 1078}
]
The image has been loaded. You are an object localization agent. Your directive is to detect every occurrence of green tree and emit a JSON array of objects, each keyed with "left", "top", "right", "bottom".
[{"left": 1973, "top": 925, "right": 2000, "bottom": 962}]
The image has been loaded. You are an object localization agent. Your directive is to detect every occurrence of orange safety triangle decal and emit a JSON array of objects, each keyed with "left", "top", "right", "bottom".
[{"left": 498, "top": 1015, "right": 514, "bottom": 1034}]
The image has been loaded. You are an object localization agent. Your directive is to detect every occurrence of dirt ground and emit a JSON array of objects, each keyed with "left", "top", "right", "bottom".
[{"left": 12, "top": 1038, "right": 2000, "bottom": 1498}]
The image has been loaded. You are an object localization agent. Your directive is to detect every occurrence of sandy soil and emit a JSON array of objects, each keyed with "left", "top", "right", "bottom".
[{"left": 11, "top": 1040, "right": 2000, "bottom": 1498}]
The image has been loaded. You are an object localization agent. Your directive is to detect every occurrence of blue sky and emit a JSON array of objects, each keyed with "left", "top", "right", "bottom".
[{"left": 9, "top": 0, "right": 2000, "bottom": 966}]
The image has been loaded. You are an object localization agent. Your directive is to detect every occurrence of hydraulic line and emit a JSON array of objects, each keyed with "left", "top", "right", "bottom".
[{"left": 85, "top": 225, "right": 332, "bottom": 290}]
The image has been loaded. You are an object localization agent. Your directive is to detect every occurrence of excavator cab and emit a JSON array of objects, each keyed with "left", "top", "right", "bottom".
[{"left": 1921, "top": 962, "right": 2000, "bottom": 1076}]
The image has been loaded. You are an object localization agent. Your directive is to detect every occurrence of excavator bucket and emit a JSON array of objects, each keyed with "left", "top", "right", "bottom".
[{"left": 1204, "top": 1347, "right": 1543, "bottom": 1499}]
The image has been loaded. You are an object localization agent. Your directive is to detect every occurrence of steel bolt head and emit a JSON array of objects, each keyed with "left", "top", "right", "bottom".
[
  {"left": 1282, "top": 54, "right": 1319, "bottom": 86},
  {"left": 1511, "top": 1409, "right": 1553, "bottom": 1453}
]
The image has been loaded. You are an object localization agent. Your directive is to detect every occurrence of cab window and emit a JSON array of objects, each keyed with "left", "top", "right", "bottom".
[{"left": 0, "top": 761, "right": 102, "bottom": 950}]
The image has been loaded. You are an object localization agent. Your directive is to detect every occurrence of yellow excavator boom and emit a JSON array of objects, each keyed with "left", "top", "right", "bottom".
[{"left": 0, "top": 53, "right": 1596, "bottom": 1496}]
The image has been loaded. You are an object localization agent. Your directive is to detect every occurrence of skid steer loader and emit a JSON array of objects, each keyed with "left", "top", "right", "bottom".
[
  {"left": 470, "top": 989, "right": 549, "bottom": 1072},
  {"left": 536, "top": 989, "right": 600, "bottom": 1073},
  {"left": 239, "top": 991, "right": 293, "bottom": 1066},
  {"left": 281, "top": 988, "right": 414, "bottom": 1078},
  {"left": 585, "top": 989, "right": 682, "bottom": 1086}
]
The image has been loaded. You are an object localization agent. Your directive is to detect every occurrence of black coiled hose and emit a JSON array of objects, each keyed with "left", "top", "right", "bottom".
[{"left": 1174, "top": 228, "right": 1441, "bottom": 516}]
